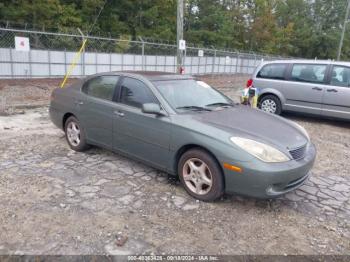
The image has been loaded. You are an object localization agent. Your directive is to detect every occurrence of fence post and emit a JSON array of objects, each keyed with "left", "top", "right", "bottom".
[
  {"left": 164, "top": 54, "right": 166, "bottom": 72},
  {"left": 198, "top": 53, "right": 201, "bottom": 75},
  {"left": 81, "top": 47, "right": 85, "bottom": 76},
  {"left": 142, "top": 41, "right": 145, "bottom": 71},
  {"left": 109, "top": 51, "right": 112, "bottom": 72},
  {"left": 10, "top": 48, "right": 14, "bottom": 78},
  {"left": 189, "top": 54, "right": 192, "bottom": 75},
  {"left": 235, "top": 53, "right": 239, "bottom": 74},
  {"left": 156, "top": 53, "right": 158, "bottom": 71},
  {"left": 254, "top": 53, "right": 257, "bottom": 67},
  {"left": 48, "top": 50, "right": 51, "bottom": 77},
  {"left": 230, "top": 52, "right": 234, "bottom": 74},
  {"left": 64, "top": 49, "right": 67, "bottom": 76},
  {"left": 212, "top": 49, "right": 216, "bottom": 75},
  {"left": 121, "top": 51, "right": 124, "bottom": 71},
  {"left": 28, "top": 49, "right": 32, "bottom": 78},
  {"left": 95, "top": 51, "right": 98, "bottom": 74},
  {"left": 81, "top": 35, "right": 86, "bottom": 76},
  {"left": 133, "top": 51, "right": 136, "bottom": 71}
]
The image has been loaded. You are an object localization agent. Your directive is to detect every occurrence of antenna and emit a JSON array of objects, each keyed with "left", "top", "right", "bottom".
[{"left": 88, "top": 0, "right": 108, "bottom": 35}]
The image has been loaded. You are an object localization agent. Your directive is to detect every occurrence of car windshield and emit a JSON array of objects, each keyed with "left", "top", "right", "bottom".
[{"left": 153, "top": 79, "right": 233, "bottom": 112}]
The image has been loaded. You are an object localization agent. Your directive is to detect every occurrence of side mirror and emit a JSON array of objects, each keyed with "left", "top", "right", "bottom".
[{"left": 142, "top": 103, "right": 163, "bottom": 115}]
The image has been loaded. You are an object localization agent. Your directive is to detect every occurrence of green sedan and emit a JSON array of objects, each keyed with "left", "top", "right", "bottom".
[{"left": 49, "top": 71, "right": 316, "bottom": 201}]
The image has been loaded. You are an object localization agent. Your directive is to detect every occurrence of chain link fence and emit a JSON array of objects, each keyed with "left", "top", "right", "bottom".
[
  {"left": 0, "top": 26, "right": 287, "bottom": 79},
  {"left": 0, "top": 25, "right": 290, "bottom": 114}
]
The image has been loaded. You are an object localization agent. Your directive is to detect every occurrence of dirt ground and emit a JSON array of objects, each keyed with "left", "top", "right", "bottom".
[
  {"left": 0, "top": 75, "right": 246, "bottom": 114},
  {"left": 0, "top": 76, "right": 349, "bottom": 256}
]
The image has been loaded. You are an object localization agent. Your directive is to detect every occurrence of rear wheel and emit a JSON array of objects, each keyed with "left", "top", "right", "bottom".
[
  {"left": 64, "top": 116, "right": 89, "bottom": 151},
  {"left": 259, "top": 95, "right": 282, "bottom": 115},
  {"left": 178, "top": 149, "right": 224, "bottom": 201}
]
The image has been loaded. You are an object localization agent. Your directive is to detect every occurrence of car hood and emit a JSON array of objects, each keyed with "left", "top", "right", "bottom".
[{"left": 192, "top": 106, "right": 308, "bottom": 151}]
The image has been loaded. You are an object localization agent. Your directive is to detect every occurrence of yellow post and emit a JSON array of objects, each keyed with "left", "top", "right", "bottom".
[{"left": 60, "top": 39, "right": 87, "bottom": 88}]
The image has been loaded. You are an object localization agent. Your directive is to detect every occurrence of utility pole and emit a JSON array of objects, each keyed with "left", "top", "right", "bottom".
[
  {"left": 337, "top": 0, "right": 350, "bottom": 60},
  {"left": 177, "top": 0, "right": 184, "bottom": 73}
]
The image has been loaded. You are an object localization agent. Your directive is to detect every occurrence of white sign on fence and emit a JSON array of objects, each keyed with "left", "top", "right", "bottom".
[
  {"left": 198, "top": 50, "right": 204, "bottom": 57},
  {"left": 15, "top": 36, "right": 30, "bottom": 51},
  {"left": 225, "top": 56, "right": 231, "bottom": 64},
  {"left": 179, "top": 39, "right": 186, "bottom": 50}
]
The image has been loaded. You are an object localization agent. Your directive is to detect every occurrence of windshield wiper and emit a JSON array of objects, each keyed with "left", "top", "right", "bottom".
[
  {"left": 205, "top": 102, "right": 234, "bottom": 108},
  {"left": 176, "top": 106, "right": 212, "bottom": 111}
]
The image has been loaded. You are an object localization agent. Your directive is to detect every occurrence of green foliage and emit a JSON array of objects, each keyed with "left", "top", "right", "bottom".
[{"left": 1, "top": 0, "right": 350, "bottom": 59}]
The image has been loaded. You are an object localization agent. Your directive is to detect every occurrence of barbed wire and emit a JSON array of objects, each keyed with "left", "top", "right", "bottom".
[{"left": 0, "top": 20, "right": 292, "bottom": 59}]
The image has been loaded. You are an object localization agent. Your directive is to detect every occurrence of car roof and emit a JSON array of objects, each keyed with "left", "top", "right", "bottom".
[
  {"left": 87, "top": 71, "right": 194, "bottom": 81},
  {"left": 262, "top": 59, "right": 350, "bottom": 67}
]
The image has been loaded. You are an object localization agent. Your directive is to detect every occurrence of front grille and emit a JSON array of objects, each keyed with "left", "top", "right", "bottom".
[{"left": 289, "top": 145, "right": 307, "bottom": 160}]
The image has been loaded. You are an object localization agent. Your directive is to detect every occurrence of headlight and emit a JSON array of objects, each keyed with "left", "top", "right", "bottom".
[{"left": 230, "top": 137, "right": 290, "bottom": 163}]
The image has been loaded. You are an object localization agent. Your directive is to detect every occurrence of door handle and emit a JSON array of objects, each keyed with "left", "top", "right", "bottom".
[
  {"left": 327, "top": 89, "right": 338, "bottom": 93},
  {"left": 312, "top": 87, "right": 322, "bottom": 91},
  {"left": 114, "top": 110, "right": 125, "bottom": 117}
]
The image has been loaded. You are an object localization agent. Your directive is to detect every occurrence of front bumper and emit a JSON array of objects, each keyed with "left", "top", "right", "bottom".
[{"left": 221, "top": 143, "right": 316, "bottom": 198}]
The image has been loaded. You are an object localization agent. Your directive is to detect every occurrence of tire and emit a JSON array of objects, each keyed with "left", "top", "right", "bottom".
[
  {"left": 178, "top": 148, "right": 224, "bottom": 201},
  {"left": 259, "top": 95, "right": 282, "bottom": 115},
  {"left": 64, "top": 116, "right": 90, "bottom": 152}
]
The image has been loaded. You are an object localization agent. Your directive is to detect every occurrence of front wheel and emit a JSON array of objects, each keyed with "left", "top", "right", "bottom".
[
  {"left": 64, "top": 116, "right": 90, "bottom": 151},
  {"left": 259, "top": 95, "right": 282, "bottom": 115},
  {"left": 178, "top": 149, "right": 224, "bottom": 201}
]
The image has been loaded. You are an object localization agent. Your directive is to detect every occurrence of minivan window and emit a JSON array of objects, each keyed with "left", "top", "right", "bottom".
[
  {"left": 330, "top": 66, "right": 350, "bottom": 87},
  {"left": 83, "top": 76, "right": 119, "bottom": 100},
  {"left": 291, "top": 64, "right": 327, "bottom": 84},
  {"left": 257, "top": 64, "right": 287, "bottom": 80}
]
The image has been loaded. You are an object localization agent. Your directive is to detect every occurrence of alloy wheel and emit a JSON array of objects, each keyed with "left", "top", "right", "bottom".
[
  {"left": 66, "top": 121, "right": 81, "bottom": 147},
  {"left": 182, "top": 158, "right": 213, "bottom": 195}
]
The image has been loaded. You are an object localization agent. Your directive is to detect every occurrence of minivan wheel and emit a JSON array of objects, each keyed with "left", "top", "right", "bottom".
[
  {"left": 64, "top": 116, "right": 89, "bottom": 151},
  {"left": 178, "top": 149, "right": 224, "bottom": 201},
  {"left": 259, "top": 95, "right": 282, "bottom": 115}
]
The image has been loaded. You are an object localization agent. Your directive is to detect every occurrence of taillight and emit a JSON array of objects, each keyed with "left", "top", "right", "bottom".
[{"left": 246, "top": 78, "right": 253, "bottom": 88}]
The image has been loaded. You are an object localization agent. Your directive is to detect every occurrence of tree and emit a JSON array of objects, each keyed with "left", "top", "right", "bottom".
[{"left": 1, "top": 0, "right": 350, "bottom": 60}]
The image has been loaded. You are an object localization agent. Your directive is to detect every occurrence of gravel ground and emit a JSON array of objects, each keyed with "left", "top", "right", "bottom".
[
  {"left": 0, "top": 78, "right": 77, "bottom": 115},
  {"left": 0, "top": 75, "right": 245, "bottom": 114},
  {"left": 0, "top": 76, "right": 349, "bottom": 255}
]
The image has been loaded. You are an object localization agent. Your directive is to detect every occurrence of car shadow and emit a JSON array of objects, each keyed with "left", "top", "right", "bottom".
[
  {"left": 219, "top": 192, "right": 323, "bottom": 218},
  {"left": 282, "top": 111, "right": 350, "bottom": 129}
]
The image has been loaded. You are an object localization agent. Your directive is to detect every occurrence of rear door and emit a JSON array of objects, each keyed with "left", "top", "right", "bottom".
[
  {"left": 112, "top": 76, "right": 172, "bottom": 170},
  {"left": 79, "top": 75, "right": 120, "bottom": 149},
  {"left": 281, "top": 63, "right": 329, "bottom": 115},
  {"left": 322, "top": 65, "right": 350, "bottom": 120}
]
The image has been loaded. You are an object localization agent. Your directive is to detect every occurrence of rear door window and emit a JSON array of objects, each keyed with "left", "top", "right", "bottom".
[
  {"left": 330, "top": 65, "right": 350, "bottom": 87},
  {"left": 291, "top": 64, "right": 327, "bottom": 84},
  {"left": 83, "top": 76, "right": 119, "bottom": 101},
  {"left": 257, "top": 64, "right": 287, "bottom": 80}
]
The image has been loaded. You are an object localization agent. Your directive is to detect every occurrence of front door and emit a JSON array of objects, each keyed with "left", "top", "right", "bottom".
[
  {"left": 322, "top": 65, "right": 350, "bottom": 120},
  {"left": 112, "top": 77, "right": 172, "bottom": 170}
]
